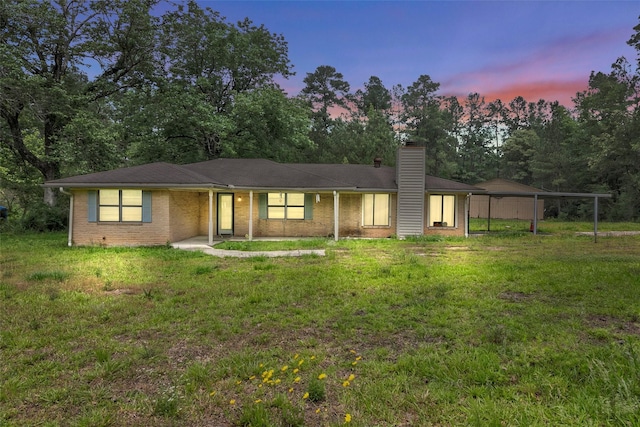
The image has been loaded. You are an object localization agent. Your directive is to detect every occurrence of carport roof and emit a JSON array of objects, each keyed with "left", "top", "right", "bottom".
[{"left": 480, "top": 190, "right": 612, "bottom": 199}]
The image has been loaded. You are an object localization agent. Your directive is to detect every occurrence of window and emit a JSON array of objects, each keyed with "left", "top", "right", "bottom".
[
  {"left": 99, "top": 189, "right": 142, "bottom": 222},
  {"left": 362, "top": 193, "right": 390, "bottom": 226},
  {"left": 266, "top": 193, "right": 306, "bottom": 219},
  {"left": 88, "top": 190, "right": 151, "bottom": 223},
  {"left": 429, "top": 194, "right": 455, "bottom": 227}
]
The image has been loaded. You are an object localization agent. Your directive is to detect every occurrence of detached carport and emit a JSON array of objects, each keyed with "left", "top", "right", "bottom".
[{"left": 475, "top": 190, "right": 612, "bottom": 241}]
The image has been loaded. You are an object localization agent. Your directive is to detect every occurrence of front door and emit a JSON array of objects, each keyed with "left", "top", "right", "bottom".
[{"left": 217, "top": 193, "right": 234, "bottom": 235}]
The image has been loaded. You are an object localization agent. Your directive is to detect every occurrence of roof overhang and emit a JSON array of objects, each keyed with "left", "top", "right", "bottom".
[{"left": 43, "top": 183, "right": 231, "bottom": 190}]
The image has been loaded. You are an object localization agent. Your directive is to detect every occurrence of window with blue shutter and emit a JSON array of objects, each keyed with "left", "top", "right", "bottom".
[
  {"left": 142, "top": 191, "right": 152, "bottom": 222},
  {"left": 88, "top": 191, "right": 97, "bottom": 222}
]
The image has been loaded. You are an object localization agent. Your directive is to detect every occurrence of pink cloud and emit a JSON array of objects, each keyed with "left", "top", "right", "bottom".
[{"left": 439, "top": 27, "right": 631, "bottom": 106}]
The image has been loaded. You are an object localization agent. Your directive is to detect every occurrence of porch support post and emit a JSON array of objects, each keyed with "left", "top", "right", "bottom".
[
  {"left": 208, "top": 189, "right": 214, "bottom": 245},
  {"left": 594, "top": 196, "right": 599, "bottom": 243},
  {"left": 67, "top": 192, "right": 74, "bottom": 247},
  {"left": 487, "top": 195, "right": 491, "bottom": 232},
  {"left": 249, "top": 190, "right": 254, "bottom": 241},
  {"left": 465, "top": 193, "right": 470, "bottom": 238},
  {"left": 333, "top": 191, "right": 339, "bottom": 241},
  {"left": 533, "top": 194, "right": 538, "bottom": 235}
]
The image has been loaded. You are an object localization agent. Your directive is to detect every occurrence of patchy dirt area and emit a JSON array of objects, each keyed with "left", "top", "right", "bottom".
[
  {"left": 586, "top": 314, "right": 640, "bottom": 337},
  {"left": 498, "top": 291, "right": 537, "bottom": 303}
]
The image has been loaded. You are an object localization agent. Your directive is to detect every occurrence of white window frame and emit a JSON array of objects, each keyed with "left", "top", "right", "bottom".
[{"left": 362, "top": 193, "right": 390, "bottom": 227}]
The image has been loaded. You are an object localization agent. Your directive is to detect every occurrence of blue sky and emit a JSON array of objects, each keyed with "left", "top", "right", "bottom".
[{"left": 201, "top": 1, "right": 638, "bottom": 107}]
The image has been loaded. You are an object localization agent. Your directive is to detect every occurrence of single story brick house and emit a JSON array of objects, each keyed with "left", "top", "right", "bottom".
[{"left": 44, "top": 145, "right": 484, "bottom": 246}]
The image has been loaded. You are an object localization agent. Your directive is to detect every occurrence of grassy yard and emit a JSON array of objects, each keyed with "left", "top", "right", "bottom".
[{"left": 1, "top": 231, "right": 640, "bottom": 426}]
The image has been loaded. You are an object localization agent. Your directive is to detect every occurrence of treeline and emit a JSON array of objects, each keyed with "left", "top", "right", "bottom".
[{"left": 1, "top": 0, "right": 639, "bottom": 229}]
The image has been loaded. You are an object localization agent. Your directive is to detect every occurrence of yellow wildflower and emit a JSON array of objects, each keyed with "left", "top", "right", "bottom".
[
  {"left": 255, "top": 399, "right": 262, "bottom": 403},
  {"left": 294, "top": 376, "right": 301, "bottom": 383},
  {"left": 345, "top": 413, "right": 352, "bottom": 423},
  {"left": 349, "top": 349, "right": 356, "bottom": 354},
  {"left": 294, "top": 353, "right": 299, "bottom": 359},
  {"left": 352, "top": 361, "right": 358, "bottom": 366},
  {"left": 236, "top": 380, "right": 242, "bottom": 385},
  {"left": 303, "top": 392, "right": 309, "bottom": 399},
  {"left": 298, "top": 359, "right": 304, "bottom": 366},
  {"left": 209, "top": 391, "right": 216, "bottom": 397},
  {"left": 310, "top": 355, "right": 316, "bottom": 360},
  {"left": 262, "top": 370, "right": 274, "bottom": 383},
  {"left": 348, "top": 374, "right": 355, "bottom": 381},
  {"left": 288, "top": 387, "right": 294, "bottom": 393},
  {"left": 355, "top": 356, "right": 362, "bottom": 361},
  {"left": 342, "top": 380, "right": 350, "bottom": 387},
  {"left": 293, "top": 368, "right": 299, "bottom": 374},
  {"left": 249, "top": 375, "right": 256, "bottom": 380},
  {"left": 281, "top": 365, "right": 288, "bottom": 372},
  {"left": 274, "top": 379, "right": 281, "bottom": 384},
  {"left": 315, "top": 408, "right": 321, "bottom": 414},
  {"left": 230, "top": 399, "right": 236, "bottom": 405},
  {"left": 318, "top": 373, "right": 327, "bottom": 380}
]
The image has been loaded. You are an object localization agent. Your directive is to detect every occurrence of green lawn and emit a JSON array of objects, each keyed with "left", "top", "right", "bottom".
[{"left": 1, "top": 231, "right": 640, "bottom": 426}]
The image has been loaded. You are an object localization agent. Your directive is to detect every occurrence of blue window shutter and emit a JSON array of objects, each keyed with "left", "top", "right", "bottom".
[
  {"left": 88, "top": 191, "right": 97, "bottom": 222},
  {"left": 304, "top": 193, "right": 313, "bottom": 220},
  {"left": 142, "top": 191, "right": 152, "bottom": 223},
  {"left": 258, "top": 193, "right": 267, "bottom": 219}
]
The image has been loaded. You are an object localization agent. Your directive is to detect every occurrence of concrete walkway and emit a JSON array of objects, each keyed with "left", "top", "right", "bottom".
[
  {"left": 575, "top": 231, "right": 640, "bottom": 237},
  {"left": 171, "top": 236, "right": 326, "bottom": 258}
]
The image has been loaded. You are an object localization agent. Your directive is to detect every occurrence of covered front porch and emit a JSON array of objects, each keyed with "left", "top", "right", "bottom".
[{"left": 198, "top": 189, "right": 343, "bottom": 244}]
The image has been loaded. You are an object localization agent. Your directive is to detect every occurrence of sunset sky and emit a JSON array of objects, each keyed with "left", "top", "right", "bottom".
[{"left": 203, "top": 1, "right": 638, "bottom": 107}]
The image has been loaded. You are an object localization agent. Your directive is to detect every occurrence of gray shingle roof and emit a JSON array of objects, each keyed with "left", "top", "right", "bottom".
[
  {"left": 44, "top": 158, "right": 483, "bottom": 193},
  {"left": 43, "top": 162, "right": 214, "bottom": 187}
]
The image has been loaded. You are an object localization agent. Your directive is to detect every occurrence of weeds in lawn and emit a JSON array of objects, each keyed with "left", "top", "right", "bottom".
[
  {"left": 153, "top": 386, "right": 181, "bottom": 418},
  {"left": 2, "top": 232, "right": 640, "bottom": 425},
  {"left": 27, "top": 270, "right": 69, "bottom": 282},
  {"left": 208, "top": 350, "right": 361, "bottom": 425},
  {"left": 193, "top": 264, "right": 218, "bottom": 275}
]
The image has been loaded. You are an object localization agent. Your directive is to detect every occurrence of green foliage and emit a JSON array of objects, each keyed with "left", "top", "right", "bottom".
[
  {"left": 17, "top": 201, "right": 68, "bottom": 232},
  {"left": 230, "top": 88, "right": 314, "bottom": 162},
  {"left": 237, "top": 403, "right": 271, "bottom": 427},
  {"left": 306, "top": 377, "right": 326, "bottom": 402},
  {"left": 153, "top": 389, "right": 180, "bottom": 418},
  {"left": 3, "top": 3, "right": 640, "bottom": 225},
  {"left": 27, "top": 270, "right": 69, "bottom": 283}
]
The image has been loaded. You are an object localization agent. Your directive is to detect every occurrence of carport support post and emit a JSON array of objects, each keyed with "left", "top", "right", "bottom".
[
  {"left": 594, "top": 196, "right": 599, "bottom": 243},
  {"left": 249, "top": 191, "right": 253, "bottom": 241},
  {"left": 208, "top": 189, "right": 214, "bottom": 245},
  {"left": 333, "top": 191, "right": 339, "bottom": 241},
  {"left": 533, "top": 194, "right": 538, "bottom": 235}
]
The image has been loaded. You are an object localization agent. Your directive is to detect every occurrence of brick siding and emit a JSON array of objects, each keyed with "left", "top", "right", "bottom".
[
  {"left": 72, "top": 190, "right": 171, "bottom": 246},
  {"left": 71, "top": 189, "right": 466, "bottom": 246}
]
